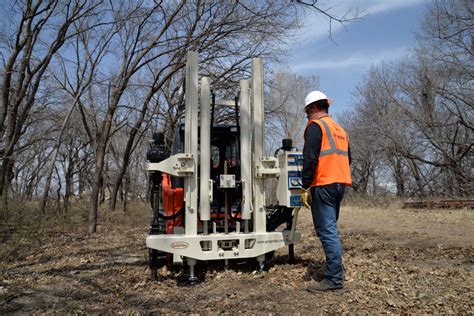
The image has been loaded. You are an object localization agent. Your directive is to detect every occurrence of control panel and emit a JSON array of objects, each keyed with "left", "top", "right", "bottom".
[{"left": 276, "top": 152, "right": 303, "bottom": 207}]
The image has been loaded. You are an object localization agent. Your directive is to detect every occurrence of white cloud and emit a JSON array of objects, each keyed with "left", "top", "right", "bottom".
[
  {"left": 291, "top": 47, "right": 408, "bottom": 71},
  {"left": 361, "top": 0, "right": 429, "bottom": 15},
  {"left": 299, "top": 0, "right": 429, "bottom": 43}
]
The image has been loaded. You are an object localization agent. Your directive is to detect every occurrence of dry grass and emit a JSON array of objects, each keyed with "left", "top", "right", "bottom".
[
  {"left": 0, "top": 199, "right": 149, "bottom": 263},
  {"left": 0, "top": 198, "right": 472, "bottom": 313},
  {"left": 344, "top": 192, "right": 404, "bottom": 210}
]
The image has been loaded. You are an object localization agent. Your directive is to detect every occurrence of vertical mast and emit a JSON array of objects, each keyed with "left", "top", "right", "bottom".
[
  {"left": 199, "top": 77, "right": 211, "bottom": 232},
  {"left": 184, "top": 51, "right": 199, "bottom": 235},
  {"left": 251, "top": 58, "right": 266, "bottom": 233},
  {"left": 239, "top": 79, "right": 252, "bottom": 225}
]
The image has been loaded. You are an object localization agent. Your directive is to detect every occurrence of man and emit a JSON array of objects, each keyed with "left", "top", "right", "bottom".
[{"left": 300, "top": 90, "right": 352, "bottom": 292}]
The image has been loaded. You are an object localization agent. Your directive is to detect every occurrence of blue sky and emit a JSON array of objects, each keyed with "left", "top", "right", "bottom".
[{"left": 288, "top": 0, "right": 430, "bottom": 115}]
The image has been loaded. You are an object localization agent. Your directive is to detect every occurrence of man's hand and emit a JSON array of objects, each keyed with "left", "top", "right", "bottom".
[{"left": 301, "top": 188, "right": 311, "bottom": 209}]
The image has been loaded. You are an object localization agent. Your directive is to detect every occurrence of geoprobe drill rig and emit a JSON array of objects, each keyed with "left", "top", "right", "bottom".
[{"left": 146, "top": 51, "right": 304, "bottom": 283}]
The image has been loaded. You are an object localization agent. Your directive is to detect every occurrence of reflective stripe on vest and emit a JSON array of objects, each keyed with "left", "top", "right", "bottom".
[{"left": 317, "top": 119, "right": 349, "bottom": 157}]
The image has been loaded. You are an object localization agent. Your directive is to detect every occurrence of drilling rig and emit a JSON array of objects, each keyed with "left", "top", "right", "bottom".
[{"left": 146, "top": 51, "right": 304, "bottom": 283}]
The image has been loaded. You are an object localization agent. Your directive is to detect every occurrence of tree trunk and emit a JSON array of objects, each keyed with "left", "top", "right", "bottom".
[
  {"left": 24, "top": 173, "right": 36, "bottom": 199},
  {"left": 78, "top": 156, "right": 87, "bottom": 197},
  {"left": 88, "top": 101, "right": 115, "bottom": 234},
  {"left": 88, "top": 174, "right": 100, "bottom": 234},
  {"left": 55, "top": 166, "right": 62, "bottom": 215},
  {"left": 89, "top": 141, "right": 107, "bottom": 234},
  {"left": 0, "top": 157, "right": 10, "bottom": 197},
  {"left": 119, "top": 183, "right": 124, "bottom": 202},
  {"left": 89, "top": 152, "right": 105, "bottom": 234},
  {"left": 99, "top": 184, "right": 105, "bottom": 205},
  {"left": 64, "top": 158, "right": 74, "bottom": 214},
  {"left": 371, "top": 171, "right": 377, "bottom": 196},
  {"left": 109, "top": 153, "right": 131, "bottom": 212},
  {"left": 123, "top": 172, "right": 130, "bottom": 213},
  {"left": 391, "top": 157, "right": 405, "bottom": 197},
  {"left": 0, "top": 158, "right": 14, "bottom": 216},
  {"left": 109, "top": 174, "right": 122, "bottom": 212},
  {"left": 409, "top": 160, "right": 425, "bottom": 197}
]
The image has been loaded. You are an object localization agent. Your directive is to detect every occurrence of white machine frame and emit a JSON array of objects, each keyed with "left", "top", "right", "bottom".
[{"left": 146, "top": 52, "right": 301, "bottom": 273}]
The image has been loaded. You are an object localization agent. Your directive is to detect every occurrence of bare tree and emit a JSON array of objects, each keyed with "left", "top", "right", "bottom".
[
  {"left": 0, "top": 0, "right": 362, "bottom": 228},
  {"left": 0, "top": 0, "right": 100, "bottom": 211},
  {"left": 38, "top": 3, "right": 115, "bottom": 215},
  {"left": 105, "top": 1, "right": 325, "bottom": 215},
  {"left": 338, "top": 110, "right": 379, "bottom": 195},
  {"left": 58, "top": 117, "right": 90, "bottom": 213},
  {"left": 265, "top": 70, "right": 319, "bottom": 152},
  {"left": 346, "top": 0, "right": 472, "bottom": 198},
  {"left": 83, "top": 2, "right": 189, "bottom": 233}
]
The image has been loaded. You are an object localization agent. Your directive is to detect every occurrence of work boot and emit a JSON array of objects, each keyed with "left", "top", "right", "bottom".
[{"left": 306, "top": 279, "right": 343, "bottom": 292}]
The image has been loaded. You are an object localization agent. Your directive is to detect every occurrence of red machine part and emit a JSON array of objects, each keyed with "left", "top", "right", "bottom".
[{"left": 161, "top": 174, "right": 184, "bottom": 234}]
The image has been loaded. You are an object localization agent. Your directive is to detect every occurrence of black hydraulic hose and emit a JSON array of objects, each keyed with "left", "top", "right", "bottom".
[
  {"left": 274, "top": 147, "right": 283, "bottom": 157},
  {"left": 156, "top": 208, "right": 184, "bottom": 220},
  {"left": 274, "top": 146, "right": 299, "bottom": 157}
]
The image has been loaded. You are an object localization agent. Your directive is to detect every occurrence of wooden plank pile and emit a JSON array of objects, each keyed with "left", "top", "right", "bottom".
[{"left": 402, "top": 199, "right": 474, "bottom": 210}]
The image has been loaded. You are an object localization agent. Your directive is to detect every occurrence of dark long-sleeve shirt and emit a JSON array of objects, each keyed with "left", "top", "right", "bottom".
[
  {"left": 302, "top": 121, "right": 351, "bottom": 190},
  {"left": 302, "top": 123, "right": 322, "bottom": 190}
]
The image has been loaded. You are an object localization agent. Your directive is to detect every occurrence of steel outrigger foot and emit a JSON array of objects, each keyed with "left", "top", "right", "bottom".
[
  {"left": 186, "top": 258, "right": 199, "bottom": 285},
  {"left": 256, "top": 254, "right": 266, "bottom": 273},
  {"left": 187, "top": 275, "right": 199, "bottom": 285}
]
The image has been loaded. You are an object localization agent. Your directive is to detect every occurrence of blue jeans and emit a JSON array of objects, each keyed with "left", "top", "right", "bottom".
[{"left": 310, "top": 183, "right": 345, "bottom": 286}]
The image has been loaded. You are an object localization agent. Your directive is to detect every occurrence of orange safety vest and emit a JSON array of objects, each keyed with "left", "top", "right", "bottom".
[{"left": 304, "top": 116, "right": 352, "bottom": 187}]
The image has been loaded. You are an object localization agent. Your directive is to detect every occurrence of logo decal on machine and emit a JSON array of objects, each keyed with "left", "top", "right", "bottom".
[{"left": 171, "top": 242, "right": 189, "bottom": 249}]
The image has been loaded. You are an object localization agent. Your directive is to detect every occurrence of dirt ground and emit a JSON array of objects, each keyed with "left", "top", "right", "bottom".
[{"left": 1, "top": 204, "right": 473, "bottom": 314}]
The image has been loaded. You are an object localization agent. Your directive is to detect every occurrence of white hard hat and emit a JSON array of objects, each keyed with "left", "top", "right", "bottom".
[{"left": 304, "top": 90, "right": 332, "bottom": 107}]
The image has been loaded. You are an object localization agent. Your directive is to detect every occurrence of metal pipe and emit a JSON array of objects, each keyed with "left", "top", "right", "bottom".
[
  {"left": 224, "top": 161, "right": 229, "bottom": 234},
  {"left": 200, "top": 77, "right": 211, "bottom": 232},
  {"left": 239, "top": 80, "right": 252, "bottom": 222},
  {"left": 203, "top": 221, "right": 208, "bottom": 235}
]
